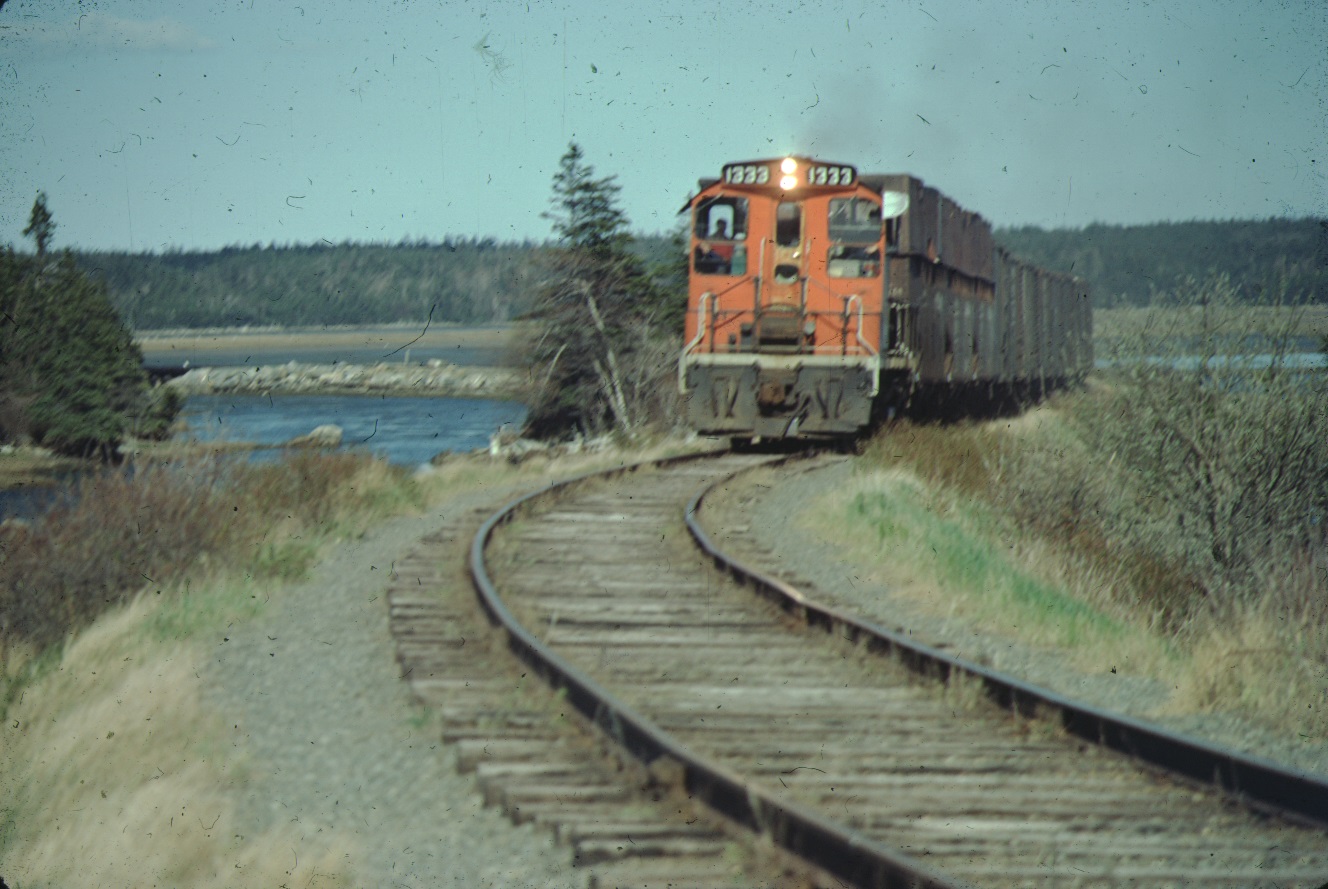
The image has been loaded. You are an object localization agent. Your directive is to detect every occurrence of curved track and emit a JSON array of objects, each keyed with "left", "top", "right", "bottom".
[{"left": 461, "top": 453, "right": 1328, "bottom": 888}]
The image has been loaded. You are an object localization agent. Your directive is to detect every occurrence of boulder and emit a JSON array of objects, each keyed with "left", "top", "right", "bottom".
[{"left": 286, "top": 423, "right": 343, "bottom": 449}]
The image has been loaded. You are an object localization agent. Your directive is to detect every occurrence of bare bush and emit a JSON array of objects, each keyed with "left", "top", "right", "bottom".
[
  {"left": 0, "top": 461, "right": 239, "bottom": 646},
  {"left": 0, "top": 452, "right": 418, "bottom": 649},
  {"left": 1079, "top": 274, "right": 1328, "bottom": 599}
]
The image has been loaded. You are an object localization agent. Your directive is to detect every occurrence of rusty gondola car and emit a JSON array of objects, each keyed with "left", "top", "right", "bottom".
[{"left": 678, "top": 157, "right": 1092, "bottom": 441}]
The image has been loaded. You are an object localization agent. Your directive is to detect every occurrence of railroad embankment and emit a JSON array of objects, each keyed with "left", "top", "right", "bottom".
[
  {"left": 164, "top": 360, "right": 524, "bottom": 398},
  {"left": 0, "top": 439, "right": 700, "bottom": 888},
  {"left": 781, "top": 380, "right": 1328, "bottom": 775}
]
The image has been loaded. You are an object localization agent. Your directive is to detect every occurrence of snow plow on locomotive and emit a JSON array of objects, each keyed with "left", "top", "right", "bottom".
[{"left": 678, "top": 157, "right": 1092, "bottom": 442}]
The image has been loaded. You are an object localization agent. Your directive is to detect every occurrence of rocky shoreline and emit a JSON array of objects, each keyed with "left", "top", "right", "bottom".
[{"left": 164, "top": 359, "right": 524, "bottom": 399}]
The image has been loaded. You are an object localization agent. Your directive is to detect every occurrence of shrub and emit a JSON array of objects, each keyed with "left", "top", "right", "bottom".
[
  {"left": 857, "top": 276, "right": 1328, "bottom": 735},
  {"left": 0, "top": 451, "right": 419, "bottom": 650},
  {"left": 1077, "top": 274, "right": 1328, "bottom": 599},
  {"left": 130, "top": 385, "right": 187, "bottom": 441},
  {"left": 0, "top": 461, "right": 239, "bottom": 646}
]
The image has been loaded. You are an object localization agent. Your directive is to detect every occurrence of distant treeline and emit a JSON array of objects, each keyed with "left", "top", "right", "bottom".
[
  {"left": 79, "top": 238, "right": 546, "bottom": 329},
  {"left": 73, "top": 218, "right": 1324, "bottom": 329},
  {"left": 995, "top": 217, "right": 1327, "bottom": 307}
]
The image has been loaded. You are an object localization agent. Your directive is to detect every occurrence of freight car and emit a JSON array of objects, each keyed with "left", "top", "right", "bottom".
[{"left": 678, "top": 156, "right": 1092, "bottom": 442}]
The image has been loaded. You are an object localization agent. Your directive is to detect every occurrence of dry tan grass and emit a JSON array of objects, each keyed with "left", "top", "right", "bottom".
[
  {"left": 841, "top": 381, "right": 1328, "bottom": 745},
  {"left": 1175, "top": 615, "right": 1283, "bottom": 713},
  {"left": 1170, "top": 600, "right": 1328, "bottom": 738},
  {"left": 1, "top": 438, "right": 717, "bottom": 885},
  {"left": 987, "top": 398, "right": 1064, "bottom": 436},
  {"left": 0, "top": 594, "right": 357, "bottom": 887},
  {"left": 0, "top": 449, "right": 448, "bottom": 887}
]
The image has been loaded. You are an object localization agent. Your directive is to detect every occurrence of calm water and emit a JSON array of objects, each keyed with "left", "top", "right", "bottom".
[
  {"left": 179, "top": 393, "right": 527, "bottom": 467},
  {"left": 0, "top": 394, "right": 526, "bottom": 520}
]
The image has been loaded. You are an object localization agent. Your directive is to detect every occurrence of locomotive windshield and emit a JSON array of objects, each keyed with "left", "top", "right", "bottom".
[
  {"left": 828, "top": 198, "right": 882, "bottom": 243},
  {"left": 827, "top": 244, "right": 881, "bottom": 278},
  {"left": 828, "top": 197, "right": 883, "bottom": 278}
]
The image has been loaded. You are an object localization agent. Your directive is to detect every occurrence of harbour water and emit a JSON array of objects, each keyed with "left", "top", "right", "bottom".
[
  {"left": 0, "top": 393, "right": 526, "bottom": 520},
  {"left": 4, "top": 325, "right": 526, "bottom": 519},
  {"left": 178, "top": 393, "right": 527, "bottom": 467}
]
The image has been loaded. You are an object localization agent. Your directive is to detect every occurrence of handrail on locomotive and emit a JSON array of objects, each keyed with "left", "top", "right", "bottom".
[{"left": 678, "top": 290, "right": 715, "bottom": 392}]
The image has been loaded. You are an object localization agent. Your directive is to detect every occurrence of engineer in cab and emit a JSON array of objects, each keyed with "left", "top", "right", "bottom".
[{"left": 694, "top": 217, "right": 741, "bottom": 275}]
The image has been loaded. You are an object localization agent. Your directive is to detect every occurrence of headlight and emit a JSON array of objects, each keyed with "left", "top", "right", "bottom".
[{"left": 780, "top": 157, "right": 798, "bottom": 175}]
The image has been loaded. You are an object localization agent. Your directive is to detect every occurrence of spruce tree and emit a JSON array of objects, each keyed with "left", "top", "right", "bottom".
[
  {"left": 522, "top": 143, "right": 668, "bottom": 439},
  {"left": 22, "top": 191, "right": 55, "bottom": 257},
  {"left": 0, "top": 194, "right": 177, "bottom": 457}
]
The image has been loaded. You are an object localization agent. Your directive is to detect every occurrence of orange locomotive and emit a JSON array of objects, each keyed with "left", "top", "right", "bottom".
[{"left": 678, "top": 156, "right": 1092, "bottom": 442}]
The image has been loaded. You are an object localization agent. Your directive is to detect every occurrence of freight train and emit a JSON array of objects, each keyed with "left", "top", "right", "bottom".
[{"left": 678, "top": 156, "right": 1092, "bottom": 442}]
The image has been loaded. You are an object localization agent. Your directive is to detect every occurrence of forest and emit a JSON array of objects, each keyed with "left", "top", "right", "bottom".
[
  {"left": 996, "top": 217, "right": 1326, "bottom": 307},
  {"left": 72, "top": 217, "right": 1324, "bottom": 331}
]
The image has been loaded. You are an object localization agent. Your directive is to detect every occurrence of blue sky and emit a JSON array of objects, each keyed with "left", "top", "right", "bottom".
[{"left": 2, "top": 0, "right": 1324, "bottom": 252}]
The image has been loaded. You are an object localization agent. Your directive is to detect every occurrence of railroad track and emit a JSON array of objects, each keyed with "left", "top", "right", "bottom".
[
  {"left": 393, "top": 452, "right": 1328, "bottom": 888},
  {"left": 384, "top": 466, "right": 829, "bottom": 889}
]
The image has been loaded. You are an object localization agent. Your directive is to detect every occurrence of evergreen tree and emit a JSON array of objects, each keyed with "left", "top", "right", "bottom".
[
  {"left": 22, "top": 191, "right": 55, "bottom": 257},
  {"left": 522, "top": 143, "right": 673, "bottom": 439},
  {"left": 0, "top": 196, "right": 177, "bottom": 457},
  {"left": 644, "top": 219, "right": 691, "bottom": 335}
]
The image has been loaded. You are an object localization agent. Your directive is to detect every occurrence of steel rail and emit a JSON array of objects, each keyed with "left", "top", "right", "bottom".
[
  {"left": 685, "top": 471, "right": 1328, "bottom": 833},
  {"left": 468, "top": 451, "right": 974, "bottom": 889}
]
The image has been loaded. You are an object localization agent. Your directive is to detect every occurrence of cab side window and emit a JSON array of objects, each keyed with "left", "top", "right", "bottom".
[{"left": 693, "top": 197, "right": 748, "bottom": 275}]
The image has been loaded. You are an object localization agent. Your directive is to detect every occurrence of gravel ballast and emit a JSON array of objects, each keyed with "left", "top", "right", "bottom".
[{"left": 204, "top": 483, "right": 583, "bottom": 888}]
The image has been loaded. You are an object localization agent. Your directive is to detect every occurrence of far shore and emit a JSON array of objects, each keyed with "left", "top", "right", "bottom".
[
  {"left": 135, "top": 323, "right": 528, "bottom": 398},
  {"left": 162, "top": 360, "right": 525, "bottom": 399},
  {"left": 1093, "top": 305, "right": 1328, "bottom": 344},
  {"left": 135, "top": 323, "right": 518, "bottom": 362},
  {"left": 0, "top": 448, "right": 84, "bottom": 492}
]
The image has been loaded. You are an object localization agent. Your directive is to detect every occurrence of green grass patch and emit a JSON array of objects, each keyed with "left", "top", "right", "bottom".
[
  {"left": 0, "top": 639, "right": 63, "bottom": 724},
  {"left": 849, "top": 481, "right": 1128, "bottom": 649},
  {"left": 250, "top": 536, "right": 320, "bottom": 580},
  {"left": 146, "top": 578, "right": 266, "bottom": 643}
]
